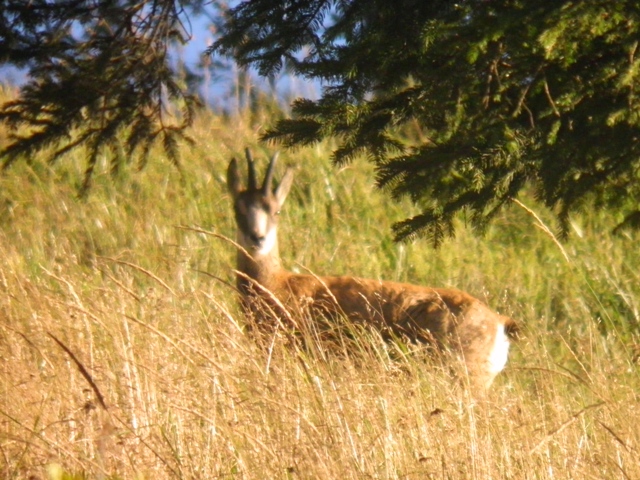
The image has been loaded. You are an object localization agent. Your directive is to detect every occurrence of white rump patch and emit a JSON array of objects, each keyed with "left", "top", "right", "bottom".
[{"left": 488, "top": 324, "right": 510, "bottom": 375}]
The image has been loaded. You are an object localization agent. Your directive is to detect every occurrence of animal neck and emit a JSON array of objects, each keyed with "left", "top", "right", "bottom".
[{"left": 236, "top": 236, "right": 284, "bottom": 291}]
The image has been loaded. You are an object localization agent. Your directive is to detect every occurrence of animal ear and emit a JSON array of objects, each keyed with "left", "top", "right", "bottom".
[
  {"left": 275, "top": 167, "right": 294, "bottom": 208},
  {"left": 227, "top": 158, "right": 242, "bottom": 198}
]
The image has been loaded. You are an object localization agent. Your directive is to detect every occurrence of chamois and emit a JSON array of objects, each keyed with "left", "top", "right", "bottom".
[{"left": 227, "top": 149, "right": 517, "bottom": 388}]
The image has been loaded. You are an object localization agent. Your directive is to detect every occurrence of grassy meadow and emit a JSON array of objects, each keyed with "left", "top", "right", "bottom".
[{"left": 1, "top": 84, "right": 639, "bottom": 479}]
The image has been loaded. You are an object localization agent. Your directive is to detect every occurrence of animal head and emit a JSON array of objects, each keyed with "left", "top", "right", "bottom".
[{"left": 227, "top": 149, "right": 294, "bottom": 255}]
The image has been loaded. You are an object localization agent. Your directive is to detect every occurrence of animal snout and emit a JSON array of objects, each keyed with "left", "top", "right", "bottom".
[{"left": 249, "top": 233, "right": 265, "bottom": 244}]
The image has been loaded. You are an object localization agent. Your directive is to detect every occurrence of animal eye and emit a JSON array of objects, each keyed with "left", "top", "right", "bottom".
[{"left": 275, "top": 210, "right": 281, "bottom": 216}]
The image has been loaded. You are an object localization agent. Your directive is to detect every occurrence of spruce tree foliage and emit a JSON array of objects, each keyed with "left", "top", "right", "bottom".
[
  {"left": 0, "top": 0, "right": 211, "bottom": 193},
  {"left": 2, "top": 1, "right": 639, "bottom": 242},
  {"left": 213, "top": 0, "right": 640, "bottom": 244}
]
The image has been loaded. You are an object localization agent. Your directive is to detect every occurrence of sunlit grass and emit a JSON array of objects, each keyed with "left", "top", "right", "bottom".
[{"left": 1, "top": 86, "right": 639, "bottom": 479}]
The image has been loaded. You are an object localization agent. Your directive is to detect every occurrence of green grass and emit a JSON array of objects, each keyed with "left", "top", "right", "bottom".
[{"left": 1, "top": 87, "right": 639, "bottom": 479}]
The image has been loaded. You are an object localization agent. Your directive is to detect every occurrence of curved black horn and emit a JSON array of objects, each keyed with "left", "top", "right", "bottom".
[
  {"left": 262, "top": 152, "right": 279, "bottom": 193},
  {"left": 245, "top": 148, "right": 257, "bottom": 190}
]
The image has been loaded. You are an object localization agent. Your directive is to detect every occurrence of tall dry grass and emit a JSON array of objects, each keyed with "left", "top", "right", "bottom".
[{"left": 0, "top": 85, "right": 639, "bottom": 479}]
